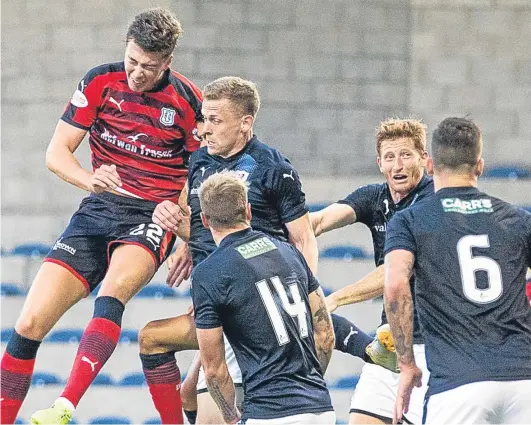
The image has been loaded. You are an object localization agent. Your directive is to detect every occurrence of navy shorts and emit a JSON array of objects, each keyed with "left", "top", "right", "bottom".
[{"left": 45, "top": 192, "right": 176, "bottom": 295}]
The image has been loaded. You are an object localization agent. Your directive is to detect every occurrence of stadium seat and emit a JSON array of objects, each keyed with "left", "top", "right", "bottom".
[
  {"left": 32, "top": 372, "right": 63, "bottom": 387},
  {"left": 143, "top": 418, "right": 162, "bottom": 424},
  {"left": 11, "top": 243, "right": 52, "bottom": 257},
  {"left": 332, "top": 375, "right": 360, "bottom": 389},
  {"left": 89, "top": 416, "right": 132, "bottom": 424},
  {"left": 321, "top": 245, "right": 367, "bottom": 260},
  {"left": 1, "top": 328, "right": 14, "bottom": 343},
  {"left": 307, "top": 202, "right": 329, "bottom": 212},
  {"left": 484, "top": 165, "right": 530, "bottom": 179},
  {"left": 14, "top": 418, "right": 24, "bottom": 425},
  {"left": 0, "top": 282, "right": 25, "bottom": 296},
  {"left": 47, "top": 329, "right": 83, "bottom": 344},
  {"left": 92, "top": 373, "right": 116, "bottom": 386},
  {"left": 119, "top": 329, "right": 139, "bottom": 344},
  {"left": 118, "top": 372, "right": 146, "bottom": 387},
  {"left": 136, "top": 284, "right": 176, "bottom": 299}
]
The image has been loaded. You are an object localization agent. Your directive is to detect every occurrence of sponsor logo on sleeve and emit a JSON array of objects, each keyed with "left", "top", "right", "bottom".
[{"left": 71, "top": 89, "right": 88, "bottom": 108}]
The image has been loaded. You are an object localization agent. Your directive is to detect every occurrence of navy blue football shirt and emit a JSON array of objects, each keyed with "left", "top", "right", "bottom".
[
  {"left": 192, "top": 228, "right": 334, "bottom": 420},
  {"left": 385, "top": 186, "right": 531, "bottom": 396},
  {"left": 337, "top": 175, "right": 434, "bottom": 343},
  {"left": 187, "top": 136, "right": 308, "bottom": 266}
]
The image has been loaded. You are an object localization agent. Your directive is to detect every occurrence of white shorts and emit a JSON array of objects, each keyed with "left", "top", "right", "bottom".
[
  {"left": 425, "top": 379, "right": 531, "bottom": 424},
  {"left": 197, "top": 336, "right": 242, "bottom": 393},
  {"left": 245, "top": 411, "right": 336, "bottom": 424},
  {"left": 350, "top": 344, "right": 429, "bottom": 424}
]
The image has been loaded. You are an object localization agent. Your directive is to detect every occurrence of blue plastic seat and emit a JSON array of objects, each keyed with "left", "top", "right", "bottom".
[
  {"left": 46, "top": 329, "right": 83, "bottom": 344},
  {"left": 32, "top": 372, "right": 63, "bottom": 387},
  {"left": 332, "top": 375, "right": 360, "bottom": 389},
  {"left": 14, "top": 418, "right": 24, "bottom": 424},
  {"left": 1, "top": 328, "right": 14, "bottom": 343},
  {"left": 92, "top": 373, "right": 115, "bottom": 386},
  {"left": 518, "top": 205, "right": 531, "bottom": 213},
  {"left": 1, "top": 283, "right": 25, "bottom": 296},
  {"left": 119, "top": 329, "right": 139, "bottom": 344},
  {"left": 321, "top": 245, "right": 367, "bottom": 260},
  {"left": 307, "top": 202, "right": 329, "bottom": 212},
  {"left": 89, "top": 416, "right": 132, "bottom": 424},
  {"left": 137, "top": 284, "right": 176, "bottom": 299},
  {"left": 118, "top": 372, "right": 146, "bottom": 387},
  {"left": 11, "top": 243, "right": 52, "bottom": 257},
  {"left": 143, "top": 418, "right": 162, "bottom": 424},
  {"left": 484, "top": 166, "right": 530, "bottom": 179}
]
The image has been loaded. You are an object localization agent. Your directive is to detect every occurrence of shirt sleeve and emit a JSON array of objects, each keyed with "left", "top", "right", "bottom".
[
  {"left": 336, "top": 184, "right": 379, "bottom": 226},
  {"left": 191, "top": 267, "right": 223, "bottom": 329},
  {"left": 384, "top": 210, "right": 417, "bottom": 256},
  {"left": 268, "top": 160, "right": 308, "bottom": 224},
  {"left": 61, "top": 68, "right": 106, "bottom": 130}
]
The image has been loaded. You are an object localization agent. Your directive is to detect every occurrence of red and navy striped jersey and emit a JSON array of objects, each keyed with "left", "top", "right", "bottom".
[{"left": 62, "top": 62, "right": 202, "bottom": 203}]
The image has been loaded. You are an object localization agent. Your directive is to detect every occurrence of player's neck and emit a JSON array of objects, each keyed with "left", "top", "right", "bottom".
[
  {"left": 211, "top": 224, "right": 251, "bottom": 246},
  {"left": 433, "top": 171, "right": 478, "bottom": 192},
  {"left": 219, "top": 131, "right": 253, "bottom": 159}
]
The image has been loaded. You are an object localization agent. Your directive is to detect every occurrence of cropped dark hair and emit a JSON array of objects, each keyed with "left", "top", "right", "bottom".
[
  {"left": 126, "top": 8, "right": 182, "bottom": 57},
  {"left": 431, "top": 117, "right": 482, "bottom": 171}
]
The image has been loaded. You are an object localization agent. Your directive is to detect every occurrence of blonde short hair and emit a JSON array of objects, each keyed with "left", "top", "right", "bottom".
[
  {"left": 376, "top": 118, "right": 427, "bottom": 156},
  {"left": 199, "top": 171, "right": 249, "bottom": 229},
  {"left": 203, "top": 76, "right": 260, "bottom": 117}
]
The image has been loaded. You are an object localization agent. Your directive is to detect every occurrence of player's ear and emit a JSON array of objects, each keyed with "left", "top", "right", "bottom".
[
  {"left": 240, "top": 115, "right": 254, "bottom": 133},
  {"left": 377, "top": 155, "right": 383, "bottom": 173},
  {"left": 426, "top": 156, "right": 434, "bottom": 175},
  {"left": 476, "top": 158, "right": 484, "bottom": 177},
  {"left": 163, "top": 53, "right": 173, "bottom": 70},
  {"left": 200, "top": 212, "right": 210, "bottom": 229},
  {"left": 245, "top": 202, "right": 252, "bottom": 222}
]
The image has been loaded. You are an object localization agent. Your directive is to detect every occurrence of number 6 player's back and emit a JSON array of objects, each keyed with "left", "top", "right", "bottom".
[
  {"left": 192, "top": 228, "right": 334, "bottom": 422},
  {"left": 386, "top": 186, "right": 531, "bottom": 397}
]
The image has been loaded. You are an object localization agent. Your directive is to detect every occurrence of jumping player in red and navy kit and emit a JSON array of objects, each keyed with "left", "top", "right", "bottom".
[{"left": 0, "top": 8, "right": 201, "bottom": 425}]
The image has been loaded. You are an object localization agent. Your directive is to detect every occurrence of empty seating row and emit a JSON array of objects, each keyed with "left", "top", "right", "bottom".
[
  {"left": 26, "top": 370, "right": 360, "bottom": 390},
  {"left": 0, "top": 282, "right": 190, "bottom": 299},
  {"left": 1, "top": 328, "right": 139, "bottom": 344}
]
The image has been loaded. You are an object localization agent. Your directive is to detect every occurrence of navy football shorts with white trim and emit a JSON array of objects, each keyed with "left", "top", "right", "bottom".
[{"left": 45, "top": 192, "right": 176, "bottom": 294}]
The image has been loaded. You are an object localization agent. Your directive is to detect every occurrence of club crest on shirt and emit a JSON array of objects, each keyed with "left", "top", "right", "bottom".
[{"left": 160, "top": 107, "right": 176, "bottom": 126}]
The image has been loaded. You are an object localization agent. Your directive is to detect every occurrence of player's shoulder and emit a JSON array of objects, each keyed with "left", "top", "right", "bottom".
[
  {"left": 189, "top": 146, "right": 211, "bottom": 167},
  {"left": 192, "top": 249, "right": 226, "bottom": 285},
  {"left": 82, "top": 62, "right": 125, "bottom": 85},
  {"left": 168, "top": 70, "right": 203, "bottom": 103},
  {"left": 249, "top": 137, "right": 294, "bottom": 170},
  {"left": 348, "top": 182, "right": 388, "bottom": 201}
]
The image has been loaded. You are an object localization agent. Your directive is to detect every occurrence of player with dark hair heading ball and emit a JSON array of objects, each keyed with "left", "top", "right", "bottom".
[
  {"left": 0, "top": 8, "right": 202, "bottom": 425},
  {"left": 385, "top": 117, "right": 531, "bottom": 424}
]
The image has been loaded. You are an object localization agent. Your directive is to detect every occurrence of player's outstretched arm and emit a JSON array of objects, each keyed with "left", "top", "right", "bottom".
[
  {"left": 326, "top": 265, "right": 384, "bottom": 312},
  {"left": 286, "top": 212, "right": 319, "bottom": 274},
  {"left": 383, "top": 249, "right": 422, "bottom": 424},
  {"left": 310, "top": 203, "right": 357, "bottom": 237},
  {"left": 197, "top": 327, "right": 240, "bottom": 424},
  {"left": 309, "top": 287, "right": 335, "bottom": 375}
]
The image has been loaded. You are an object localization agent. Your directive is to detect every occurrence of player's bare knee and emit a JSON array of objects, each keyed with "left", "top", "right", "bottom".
[
  {"left": 15, "top": 313, "right": 48, "bottom": 341},
  {"left": 138, "top": 322, "right": 162, "bottom": 354}
]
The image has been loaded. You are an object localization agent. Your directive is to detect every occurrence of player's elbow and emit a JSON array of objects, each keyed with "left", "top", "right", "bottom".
[
  {"left": 384, "top": 277, "right": 408, "bottom": 302},
  {"left": 45, "top": 147, "right": 58, "bottom": 173}
]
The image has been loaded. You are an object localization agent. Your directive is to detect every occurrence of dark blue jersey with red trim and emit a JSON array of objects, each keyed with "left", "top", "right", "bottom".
[
  {"left": 187, "top": 137, "right": 308, "bottom": 266},
  {"left": 385, "top": 187, "right": 531, "bottom": 396},
  {"left": 337, "top": 175, "right": 434, "bottom": 343},
  {"left": 62, "top": 62, "right": 202, "bottom": 202}
]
